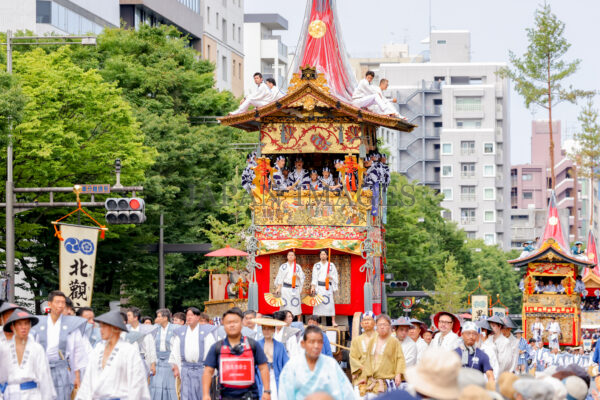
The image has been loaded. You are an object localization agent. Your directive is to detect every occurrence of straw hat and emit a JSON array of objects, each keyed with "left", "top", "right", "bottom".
[
  {"left": 405, "top": 349, "right": 461, "bottom": 399},
  {"left": 0, "top": 302, "right": 21, "bottom": 316},
  {"left": 487, "top": 315, "right": 505, "bottom": 326},
  {"left": 433, "top": 311, "right": 461, "bottom": 334},
  {"left": 392, "top": 317, "right": 413, "bottom": 328},
  {"left": 252, "top": 317, "right": 286, "bottom": 327},
  {"left": 459, "top": 385, "right": 491, "bottom": 400},
  {"left": 3, "top": 309, "right": 39, "bottom": 332},
  {"left": 94, "top": 310, "right": 128, "bottom": 332}
]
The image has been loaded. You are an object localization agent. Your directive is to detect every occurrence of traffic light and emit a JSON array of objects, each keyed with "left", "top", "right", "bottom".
[
  {"left": 105, "top": 197, "right": 146, "bottom": 224},
  {"left": 389, "top": 281, "right": 409, "bottom": 290}
]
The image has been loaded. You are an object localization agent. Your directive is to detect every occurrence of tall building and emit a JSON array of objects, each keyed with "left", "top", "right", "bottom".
[
  {"left": 0, "top": 0, "right": 119, "bottom": 35},
  {"left": 510, "top": 121, "right": 584, "bottom": 247},
  {"left": 243, "top": 13, "right": 289, "bottom": 95},
  {"left": 377, "top": 31, "right": 511, "bottom": 249},
  {"left": 120, "top": 0, "right": 245, "bottom": 97}
]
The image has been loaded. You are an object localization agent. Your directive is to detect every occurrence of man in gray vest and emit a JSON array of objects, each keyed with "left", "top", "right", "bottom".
[
  {"left": 168, "top": 307, "right": 216, "bottom": 400},
  {"left": 150, "top": 308, "right": 178, "bottom": 400},
  {"left": 127, "top": 306, "right": 158, "bottom": 377},
  {"left": 31, "top": 290, "right": 88, "bottom": 400}
]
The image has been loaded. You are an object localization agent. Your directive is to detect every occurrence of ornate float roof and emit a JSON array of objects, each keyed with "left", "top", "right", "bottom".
[
  {"left": 509, "top": 238, "right": 594, "bottom": 268},
  {"left": 218, "top": 67, "right": 416, "bottom": 133}
]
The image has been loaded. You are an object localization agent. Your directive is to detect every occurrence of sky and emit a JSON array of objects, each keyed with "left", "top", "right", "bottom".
[{"left": 244, "top": 0, "right": 600, "bottom": 165}]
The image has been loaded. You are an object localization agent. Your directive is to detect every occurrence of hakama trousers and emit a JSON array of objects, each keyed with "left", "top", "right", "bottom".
[{"left": 150, "top": 351, "right": 178, "bottom": 400}]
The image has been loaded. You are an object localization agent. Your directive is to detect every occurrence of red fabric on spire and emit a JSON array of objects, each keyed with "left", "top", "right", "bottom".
[
  {"left": 587, "top": 230, "right": 599, "bottom": 276},
  {"left": 540, "top": 191, "right": 566, "bottom": 248},
  {"left": 295, "top": 0, "right": 356, "bottom": 101}
]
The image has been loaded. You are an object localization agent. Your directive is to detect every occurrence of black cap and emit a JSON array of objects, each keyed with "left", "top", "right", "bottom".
[
  {"left": 487, "top": 315, "right": 505, "bottom": 326},
  {"left": 94, "top": 310, "right": 128, "bottom": 332},
  {"left": 3, "top": 309, "right": 39, "bottom": 332}
]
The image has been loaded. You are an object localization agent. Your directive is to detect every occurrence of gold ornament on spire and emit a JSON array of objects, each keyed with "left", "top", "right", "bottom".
[{"left": 308, "top": 19, "right": 327, "bottom": 39}]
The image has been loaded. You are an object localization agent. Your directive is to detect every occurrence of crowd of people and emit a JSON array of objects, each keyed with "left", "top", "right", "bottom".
[{"left": 2, "top": 291, "right": 600, "bottom": 399}]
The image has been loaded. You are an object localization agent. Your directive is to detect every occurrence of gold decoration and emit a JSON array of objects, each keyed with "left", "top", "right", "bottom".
[
  {"left": 287, "top": 68, "right": 330, "bottom": 95},
  {"left": 549, "top": 216, "right": 558, "bottom": 225},
  {"left": 264, "top": 293, "right": 285, "bottom": 307},
  {"left": 308, "top": 20, "right": 327, "bottom": 39},
  {"left": 302, "top": 294, "right": 325, "bottom": 306}
]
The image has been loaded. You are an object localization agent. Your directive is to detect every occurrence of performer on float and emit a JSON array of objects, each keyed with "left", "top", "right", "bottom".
[
  {"left": 265, "top": 78, "right": 285, "bottom": 101},
  {"left": 429, "top": 311, "right": 460, "bottom": 351},
  {"left": 76, "top": 310, "right": 150, "bottom": 400},
  {"left": 3, "top": 309, "right": 56, "bottom": 400},
  {"left": 31, "top": 291, "right": 88, "bottom": 400},
  {"left": 256, "top": 317, "right": 289, "bottom": 400},
  {"left": 241, "top": 152, "right": 257, "bottom": 194},
  {"left": 150, "top": 308, "right": 178, "bottom": 400},
  {"left": 532, "top": 317, "right": 544, "bottom": 342},
  {"left": 311, "top": 249, "right": 339, "bottom": 326},
  {"left": 351, "top": 71, "right": 395, "bottom": 116},
  {"left": 287, "top": 158, "right": 310, "bottom": 191},
  {"left": 271, "top": 156, "right": 288, "bottom": 191},
  {"left": 349, "top": 311, "right": 376, "bottom": 391},
  {"left": 230, "top": 72, "right": 272, "bottom": 115},
  {"left": 369, "top": 78, "right": 401, "bottom": 118},
  {"left": 546, "top": 317, "right": 561, "bottom": 350},
  {"left": 275, "top": 250, "right": 305, "bottom": 318}
]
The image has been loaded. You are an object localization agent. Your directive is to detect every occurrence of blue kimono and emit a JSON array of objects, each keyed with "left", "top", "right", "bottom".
[
  {"left": 257, "top": 338, "right": 289, "bottom": 394},
  {"left": 321, "top": 332, "right": 333, "bottom": 357},
  {"left": 517, "top": 338, "right": 530, "bottom": 368}
]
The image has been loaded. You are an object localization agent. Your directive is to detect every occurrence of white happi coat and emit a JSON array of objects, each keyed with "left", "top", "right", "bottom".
[
  {"left": 532, "top": 322, "right": 544, "bottom": 341},
  {"left": 232, "top": 82, "right": 272, "bottom": 114},
  {"left": 401, "top": 336, "right": 418, "bottom": 367},
  {"left": 275, "top": 262, "right": 305, "bottom": 315},
  {"left": 369, "top": 86, "right": 399, "bottom": 116},
  {"left": 311, "top": 261, "right": 339, "bottom": 316},
  {"left": 487, "top": 334, "right": 513, "bottom": 374},
  {"left": 415, "top": 337, "right": 428, "bottom": 362},
  {"left": 76, "top": 339, "right": 150, "bottom": 400},
  {"left": 480, "top": 336, "right": 500, "bottom": 379},
  {"left": 4, "top": 338, "right": 56, "bottom": 400},
  {"left": 429, "top": 331, "right": 459, "bottom": 351}
]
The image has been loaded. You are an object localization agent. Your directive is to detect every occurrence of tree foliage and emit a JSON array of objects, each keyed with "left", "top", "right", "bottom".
[{"left": 426, "top": 255, "right": 467, "bottom": 314}]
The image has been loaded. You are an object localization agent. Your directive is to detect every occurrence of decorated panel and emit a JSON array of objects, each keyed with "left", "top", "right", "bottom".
[
  {"left": 260, "top": 123, "right": 364, "bottom": 154},
  {"left": 523, "top": 314, "right": 577, "bottom": 345},
  {"left": 527, "top": 263, "right": 576, "bottom": 276},
  {"left": 268, "top": 253, "right": 351, "bottom": 305}
]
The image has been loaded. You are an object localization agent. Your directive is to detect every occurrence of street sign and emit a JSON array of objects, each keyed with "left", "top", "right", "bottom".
[{"left": 79, "top": 184, "right": 110, "bottom": 194}]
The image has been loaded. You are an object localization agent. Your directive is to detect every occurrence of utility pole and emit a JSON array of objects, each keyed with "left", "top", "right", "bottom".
[
  {"left": 2, "top": 32, "right": 96, "bottom": 302},
  {"left": 159, "top": 212, "right": 165, "bottom": 309}
]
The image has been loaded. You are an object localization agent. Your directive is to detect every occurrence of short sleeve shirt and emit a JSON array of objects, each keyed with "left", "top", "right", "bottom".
[
  {"left": 205, "top": 336, "right": 268, "bottom": 398},
  {"left": 454, "top": 348, "right": 492, "bottom": 373}
]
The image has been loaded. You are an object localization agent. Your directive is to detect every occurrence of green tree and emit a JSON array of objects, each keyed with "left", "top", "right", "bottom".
[
  {"left": 427, "top": 255, "right": 467, "bottom": 314},
  {"left": 498, "top": 3, "right": 592, "bottom": 188},
  {"left": 0, "top": 47, "right": 155, "bottom": 311},
  {"left": 571, "top": 97, "right": 600, "bottom": 225}
]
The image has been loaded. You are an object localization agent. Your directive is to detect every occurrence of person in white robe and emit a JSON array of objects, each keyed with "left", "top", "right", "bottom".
[
  {"left": 429, "top": 312, "right": 460, "bottom": 351},
  {"left": 76, "top": 310, "right": 150, "bottom": 400},
  {"left": 310, "top": 250, "right": 339, "bottom": 323},
  {"left": 31, "top": 291, "right": 88, "bottom": 400},
  {"left": 0, "top": 302, "right": 22, "bottom": 344},
  {"left": 351, "top": 71, "right": 392, "bottom": 116},
  {"left": 3, "top": 310, "right": 56, "bottom": 400},
  {"left": 408, "top": 319, "right": 429, "bottom": 362},
  {"left": 532, "top": 318, "right": 544, "bottom": 342},
  {"left": 546, "top": 318, "right": 561, "bottom": 349},
  {"left": 476, "top": 320, "right": 500, "bottom": 380},
  {"left": 273, "top": 311, "right": 302, "bottom": 358},
  {"left": 278, "top": 326, "right": 356, "bottom": 400},
  {"left": 231, "top": 72, "right": 272, "bottom": 114},
  {"left": 486, "top": 315, "right": 513, "bottom": 374},
  {"left": 126, "top": 307, "right": 157, "bottom": 377},
  {"left": 392, "top": 318, "right": 418, "bottom": 367},
  {"left": 150, "top": 308, "right": 178, "bottom": 400},
  {"left": 275, "top": 251, "right": 305, "bottom": 317},
  {"left": 265, "top": 78, "right": 285, "bottom": 101},
  {"left": 369, "top": 79, "right": 403, "bottom": 118}
]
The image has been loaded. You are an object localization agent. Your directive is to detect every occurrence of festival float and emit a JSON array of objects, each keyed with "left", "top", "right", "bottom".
[
  {"left": 214, "top": 0, "right": 415, "bottom": 327},
  {"left": 581, "top": 230, "right": 600, "bottom": 338},
  {"left": 509, "top": 192, "right": 594, "bottom": 346}
]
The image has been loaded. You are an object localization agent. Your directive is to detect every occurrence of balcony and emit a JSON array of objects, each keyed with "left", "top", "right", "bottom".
[
  {"left": 251, "top": 189, "right": 375, "bottom": 227},
  {"left": 461, "top": 149, "right": 476, "bottom": 157},
  {"left": 495, "top": 153, "right": 504, "bottom": 165},
  {"left": 496, "top": 175, "right": 504, "bottom": 188},
  {"left": 461, "top": 217, "right": 476, "bottom": 225},
  {"left": 461, "top": 171, "right": 476, "bottom": 179},
  {"left": 495, "top": 128, "right": 504, "bottom": 143},
  {"left": 460, "top": 194, "right": 476, "bottom": 202}
]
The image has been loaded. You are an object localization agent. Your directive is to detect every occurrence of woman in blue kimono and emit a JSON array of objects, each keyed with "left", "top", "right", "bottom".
[{"left": 255, "top": 317, "right": 290, "bottom": 400}]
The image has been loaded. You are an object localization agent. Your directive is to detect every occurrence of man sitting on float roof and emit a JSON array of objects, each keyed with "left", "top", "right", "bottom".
[
  {"left": 230, "top": 72, "right": 272, "bottom": 114},
  {"left": 352, "top": 71, "right": 398, "bottom": 118}
]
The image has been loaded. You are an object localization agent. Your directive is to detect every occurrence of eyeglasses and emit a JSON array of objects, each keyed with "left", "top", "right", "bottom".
[
  {"left": 376, "top": 323, "right": 391, "bottom": 327},
  {"left": 438, "top": 320, "right": 453, "bottom": 325}
]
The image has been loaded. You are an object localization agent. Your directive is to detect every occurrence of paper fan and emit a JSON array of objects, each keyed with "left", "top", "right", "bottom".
[
  {"left": 264, "top": 293, "right": 284, "bottom": 307},
  {"left": 302, "top": 294, "right": 325, "bottom": 307}
]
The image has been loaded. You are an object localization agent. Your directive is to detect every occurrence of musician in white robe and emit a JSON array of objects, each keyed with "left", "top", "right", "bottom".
[
  {"left": 311, "top": 250, "right": 339, "bottom": 322},
  {"left": 275, "top": 251, "right": 305, "bottom": 317},
  {"left": 3, "top": 310, "right": 56, "bottom": 400},
  {"left": 231, "top": 72, "right": 272, "bottom": 114},
  {"left": 351, "top": 71, "right": 392, "bottom": 115},
  {"left": 546, "top": 317, "right": 561, "bottom": 349},
  {"left": 532, "top": 318, "right": 544, "bottom": 342},
  {"left": 429, "top": 312, "right": 460, "bottom": 351},
  {"left": 76, "top": 310, "right": 150, "bottom": 400}
]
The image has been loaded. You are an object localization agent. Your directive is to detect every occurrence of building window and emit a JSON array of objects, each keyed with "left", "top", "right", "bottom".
[
  {"left": 207, "top": 6, "right": 210, "bottom": 24},
  {"left": 466, "top": 231, "right": 476, "bottom": 239},
  {"left": 461, "top": 186, "right": 476, "bottom": 202},
  {"left": 442, "top": 188, "right": 453, "bottom": 201},
  {"left": 238, "top": 27, "right": 242, "bottom": 43},
  {"left": 455, "top": 97, "right": 482, "bottom": 112},
  {"left": 461, "top": 163, "right": 475, "bottom": 178},
  {"left": 441, "top": 143, "right": 452, "bottom": 155},
  {"left": 222, "top": 56, "right": 227, "bottom": 81},
  {"left": 484, "top": 210, "right": 495, "bottom": 222},
  {"left": 442, "top": 165, "right": 453, "bottom": 177},
  {"left": 484, "top": 234, "right": 496, "bottom": 245},
  {"left": 522, "top": 173, "right": 532, "bottom": 181},
  {"left": 206, "top": 44, "right": 211, "bottom": 60},
  {"left": 456, "top": 119, "right": 482, "bottom": 129},
  {"left": 238, "top": 62, "right": 242, "bottom": 78},
  {"left": 232, "top": 60, "right": 235, "bottom": 77},
  {"left": 216, "top": 13, "right": 219, "bottom": 29},
  {"left": 461, "top": 208, "right": 476, "bottom": 225},
  {"left": 232, "top": 23, "right": 235, "bottom": 40},
  {"left": 437, "top": 40, "right": 447, "bottom": 44},
  {"left": 484, "top": 187, "right": 495, "bottom": 200},
  {"left": 483, "top": 143, "right": 495, "bottom": 154},
  {"left": 461, "top": 141, "right": 475, "bottom": 156},
  {"left": 523, "top": 191, "right": 533, "bottom": 199},
  {"left": 442, "top": 210, "right": 452, "bottom": 220},
  {"left": 483, "top": 165, "right": 495, "bottom": 177}
]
